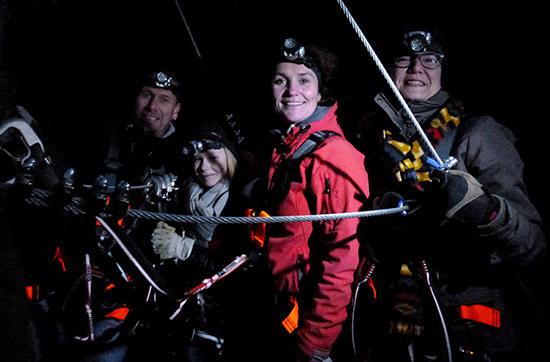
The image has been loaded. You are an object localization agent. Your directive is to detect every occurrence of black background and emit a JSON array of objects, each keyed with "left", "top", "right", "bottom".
[
  {"left": 2, "top": 1, "right": 550, "bottom": 356},
  {"left": 3, "top": 0, "right": 549, "bottom": 225}
]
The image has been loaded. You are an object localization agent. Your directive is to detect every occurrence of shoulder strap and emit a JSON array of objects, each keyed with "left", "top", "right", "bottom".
[{"left": 289, "top": 130, "right": 339, "bottom": 162}]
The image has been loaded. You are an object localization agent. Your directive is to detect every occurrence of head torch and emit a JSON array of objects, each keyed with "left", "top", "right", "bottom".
[
  {"left": 153, "top": 72, "right": 175, "bottom": 89},
  {"left": 280, "top": 37, "right": 321, "bottom": 81},
  {"left": 142, "top": 71, "right": 182, "bottom": 100},
  {"left": 181, "top": 139, "right": 225, "bottom": 157},
  {"left": 153, "top": 72, "right": 179, "bottom": 89},
  {"left": 403, "top": 31, "right": 443, "bottom": 55}
]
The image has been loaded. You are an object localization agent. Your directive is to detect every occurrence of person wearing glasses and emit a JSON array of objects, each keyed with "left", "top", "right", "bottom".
[{"left": 353, "top": 29, "right": 547, "bottom": 362}]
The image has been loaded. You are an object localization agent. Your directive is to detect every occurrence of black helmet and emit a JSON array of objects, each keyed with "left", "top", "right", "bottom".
[
  {"left": 141, "top": 70, "right": 183, "bottom": 101},
  {"left": 182, "top": 120, "right": 238, "bottom": 158},
  {"left": 402, "top": 30, "right": 444, "bottom": 55}
]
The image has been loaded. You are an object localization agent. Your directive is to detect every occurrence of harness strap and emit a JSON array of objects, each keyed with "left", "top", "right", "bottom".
[
  {"left": 105, "top": 307, "right": 130, "bottom": 321},
  {"left": 459, "top": 304, "right": 501, "bottom": 328},
  {"left": 289, "top": 130, "right": 339, "bottom": 162},
  {"left": 383, "top": 105, "right": 461, "bottom": 188},
  {"left": 282, "top": 295, "right": 299, "bottom": 334}
]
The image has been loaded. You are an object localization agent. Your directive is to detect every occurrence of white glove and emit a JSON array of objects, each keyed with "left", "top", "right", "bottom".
[{"left": 151, "top": 221, "right": 195, "bottom": 261}]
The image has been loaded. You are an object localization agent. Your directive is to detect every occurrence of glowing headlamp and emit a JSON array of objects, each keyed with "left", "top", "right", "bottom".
[
  {"left": 181, "top": 139, "right": 225, "bottom": 157},
  {"left": 154, "top": 72, "right": 174, "bottom": 89},
  {"left": 280, "top": 37, "right": 321, "bottom": 81},
  {"left": 403, "top": 31, "right": 443, "bottom": 55}
]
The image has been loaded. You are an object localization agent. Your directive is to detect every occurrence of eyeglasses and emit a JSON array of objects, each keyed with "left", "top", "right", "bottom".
[{"left": 393, "top": 53, "right": 444, "bottom": 70}]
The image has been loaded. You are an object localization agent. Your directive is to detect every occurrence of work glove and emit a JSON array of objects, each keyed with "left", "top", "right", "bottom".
[
  {"left": 297, "top": 347, "right": 333, "bottom": 362},
  {"left": 429, "top": 169, "right": 499, "bottom": 226},
  {"left": 151, "top": 221, "right": 195, "bottom": 261}
]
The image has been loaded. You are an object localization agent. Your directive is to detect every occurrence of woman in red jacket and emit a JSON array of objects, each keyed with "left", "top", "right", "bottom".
[{"left": 263, "top": 37, "right": 370, "bottom": 362}]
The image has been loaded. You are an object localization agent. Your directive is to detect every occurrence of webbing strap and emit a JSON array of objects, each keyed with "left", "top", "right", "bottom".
[
  {"left": 459, "top": 304, "right": 501, "bottom": 328},
  {"left": 384, "top": 106, "right": 461, "bottom": 186},
  {"left": 282, "top": 296, "right": 299, "bottom": 334},
  {"left": 289, "top": 130, "right": 338, "bottom": 162},
  {"left": 105, "top": 307, "right": 130, "bottom": 321}
]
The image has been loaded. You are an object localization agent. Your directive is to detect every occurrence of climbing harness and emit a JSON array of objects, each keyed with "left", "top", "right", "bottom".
[
  {"left": 334, "top": 0, "right": 456, "bottom": 171},
  {"left": 334, "top": 2, "right": 458, "bottom": 360},
  {"left": 383, "top": 105, "right": 461, "bottom": 188}
]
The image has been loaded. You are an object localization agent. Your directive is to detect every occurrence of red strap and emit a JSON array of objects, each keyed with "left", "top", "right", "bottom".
[
  {"left": 25, "top": 285, "right": 38, "bottom": 301},
  {"left": 459, "top": 304, "right": 501, "bottom": 328},
  {"left": 105, "top": 307, "right": 130, "bottom": 321},
  {"left": 53, "top": 246, "right": 67, "bottom": 272}
]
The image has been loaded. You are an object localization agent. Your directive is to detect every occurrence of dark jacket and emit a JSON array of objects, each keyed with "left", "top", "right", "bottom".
[
  {"left": 103, "top": 122, "right": 187, "bottom": 187},
  {"left": 357, "top": 90, "right": 546, "bottom": 361}
]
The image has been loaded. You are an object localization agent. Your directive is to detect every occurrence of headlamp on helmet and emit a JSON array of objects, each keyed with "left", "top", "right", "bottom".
[
  {"left": 283, "top": 38, "right": 306, "bottom": 61},
  {"left": 154, "top": 72, "right": 174, "bottom": 89},
  {"left": 142, "top": 71, "right": 182, "bottom": 100},
  {"left": 280, "top": 37, "right": 321, "bottom": 81},
  {"left": 181, "top": 139, "right": 225, "bottom": 158},
  {"left": 403, "top": 31, "right": 443, "bottom": 55}
]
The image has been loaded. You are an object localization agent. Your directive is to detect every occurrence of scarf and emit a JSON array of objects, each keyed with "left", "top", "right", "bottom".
[{"left": 181, "top": 178, "right": 230, "bottom": 247}]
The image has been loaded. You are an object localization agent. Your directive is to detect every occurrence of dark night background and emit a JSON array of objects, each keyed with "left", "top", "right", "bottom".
[
  {"left": 1, "top": 0, "right": 550, "bottom": 358},
  {"left": 3, "top": 1, "right": 548, "bottom": 222},
  {"left": 2, "top": 3, "right": 549, "bottom": 235}
]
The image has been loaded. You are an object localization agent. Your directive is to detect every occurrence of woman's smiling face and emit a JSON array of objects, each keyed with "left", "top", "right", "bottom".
[{"left": 271, "top": 62, "right": 321, "bottom": 124}]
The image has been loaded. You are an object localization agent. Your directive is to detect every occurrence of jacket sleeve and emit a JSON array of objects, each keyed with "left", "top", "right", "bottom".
[
  {"left": 297, "top": 141, "right": 369, "bottom": 357},
  {"left": 454, "top": 117, "right": 546, "bottom": 267}
]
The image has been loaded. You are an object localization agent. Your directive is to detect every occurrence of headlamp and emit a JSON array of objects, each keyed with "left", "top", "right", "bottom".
[
  {"left": 283, "top": 38, "right": 306, "bottom": 60},
  {"left": 142, "top": 71, "right": 182, "bottom": 100},
  {"left": 181, "top": 139, "right": 225, "bottom": 157},
  {"left": 154, "top": 72, "right": 174, "bottom": 89},
  {"left": 403, "top": 31, "right": 442, "bottom": 55},
  {"left": 280, "top": 37, "right": 321, "bottom": 81}
]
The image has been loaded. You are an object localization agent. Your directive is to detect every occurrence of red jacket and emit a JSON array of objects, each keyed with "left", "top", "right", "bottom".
[{"left": 266, "top": 103, "right": 370, "bottom": 357}]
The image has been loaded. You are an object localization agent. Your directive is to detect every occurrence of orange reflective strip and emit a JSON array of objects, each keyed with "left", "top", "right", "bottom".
[
  {"left": 368, "top": 279, "right": 377, "bottom": 300},
  {"left": 53, "top": 246, "right": 67, "bottom": 272},
  {"left": 25, "top": 285, "right": 36, "bottom": 301},
  {"left": 281, "top": 296, "right": 299, "bottom": 334},
  {"left": 459, "top": 304, "right": 501, "bottom": 328},
  {"left": 105, "top": 307, "right": 130, "bottom": 321},
  {"left": 104, "top": 283, "right": 116, "bottom": 292}
]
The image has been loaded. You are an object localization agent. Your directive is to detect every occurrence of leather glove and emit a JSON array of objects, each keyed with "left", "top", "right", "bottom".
[
  {"left": 151, "top": 221, "right": 195, "bottom": 261},
  {"left": 430, "top": 169, "right": 499, "bottom": 226}
]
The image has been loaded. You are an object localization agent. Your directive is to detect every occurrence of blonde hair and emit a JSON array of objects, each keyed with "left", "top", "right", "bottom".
[{"left": 225, "top": 147, "right": 238, "bottom": 180}]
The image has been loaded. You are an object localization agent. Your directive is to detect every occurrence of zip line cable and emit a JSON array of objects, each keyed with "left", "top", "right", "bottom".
[{"left": 335, "top": 0, "right": 454, "bottom": 168}]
